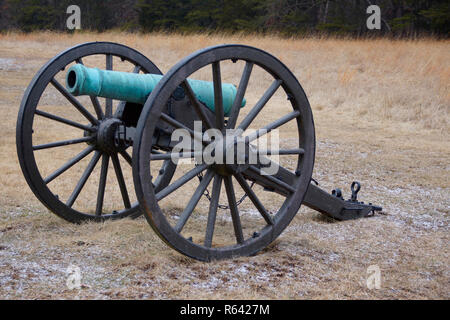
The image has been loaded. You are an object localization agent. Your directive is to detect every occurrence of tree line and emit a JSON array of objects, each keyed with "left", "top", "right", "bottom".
[{"left": 0, "top": 0, "right": 448, "bottom": 37}]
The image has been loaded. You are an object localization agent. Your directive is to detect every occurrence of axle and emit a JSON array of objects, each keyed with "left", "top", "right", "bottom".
[{"left": 66, "top": 64, "right": 245, "bottom": 116}]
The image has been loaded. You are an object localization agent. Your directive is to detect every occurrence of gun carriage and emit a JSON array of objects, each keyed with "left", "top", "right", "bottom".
[{"left": 17, "top": 42, "right": 381, "bottom": 261}]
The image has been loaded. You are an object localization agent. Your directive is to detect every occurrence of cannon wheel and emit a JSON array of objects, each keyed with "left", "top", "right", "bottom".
[
  {"left": 16, "top": 42, "right": 175, "bottom": 223},
  {"left": 133, "top": 44, "right": 316, "bottom": 261}
]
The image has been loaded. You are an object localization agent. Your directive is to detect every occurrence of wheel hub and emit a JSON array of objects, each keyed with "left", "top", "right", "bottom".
[
  {"left": 94, "top": 118, "right": 128, "bottom": 154},
  {"left": 212, "top": 135, "right": 252, "bottom": 176}
]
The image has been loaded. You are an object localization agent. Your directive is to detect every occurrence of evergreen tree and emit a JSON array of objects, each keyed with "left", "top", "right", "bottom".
[{"left": 0, "top": 0, "right": 447, "bottom": 37}]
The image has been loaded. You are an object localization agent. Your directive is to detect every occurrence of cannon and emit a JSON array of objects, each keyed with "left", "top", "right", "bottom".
[{"left": 17, "top": 42, "right": 382, "bottom": 261}]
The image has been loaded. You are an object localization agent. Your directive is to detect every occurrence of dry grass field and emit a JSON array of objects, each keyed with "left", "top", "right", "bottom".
[{"left": 0, "top": 32, "right": 448, "bottom": 299}]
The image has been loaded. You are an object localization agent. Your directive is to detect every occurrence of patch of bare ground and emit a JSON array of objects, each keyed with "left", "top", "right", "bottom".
[{"left": 0, "top": 32, "right": 448, "bottom": 299}]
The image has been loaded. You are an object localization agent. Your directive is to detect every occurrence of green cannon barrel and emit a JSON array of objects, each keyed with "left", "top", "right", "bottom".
[{"left": 66, "top": 64, "right": 245, "bottom": 116}]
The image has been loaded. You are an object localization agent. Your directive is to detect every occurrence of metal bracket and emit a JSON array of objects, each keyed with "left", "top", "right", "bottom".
[
  {"left": 114, "top": 124, "right": 135, "bottom": 149},
  {"left": 304, "top": 181, "right": 383, "bottom": 221},
  {"left": 332, "top": 181, "right": 382, "bottom": 220}
]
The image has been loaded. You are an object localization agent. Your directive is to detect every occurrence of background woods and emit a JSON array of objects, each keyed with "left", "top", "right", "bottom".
[{"left": 0, "top": 0, "right": 448, "bottom": 37}]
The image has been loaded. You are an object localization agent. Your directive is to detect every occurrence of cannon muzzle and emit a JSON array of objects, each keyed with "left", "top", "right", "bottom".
[{"left": 66, "top": 64, "right": 245, "bottom": 116}]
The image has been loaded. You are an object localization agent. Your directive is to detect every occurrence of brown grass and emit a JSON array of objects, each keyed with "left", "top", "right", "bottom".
[{"left": 0, "top": 32, "right": 449, "bottom": 299}]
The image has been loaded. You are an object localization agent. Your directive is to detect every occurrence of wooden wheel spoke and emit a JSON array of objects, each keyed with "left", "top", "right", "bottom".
[
  {"left": 212, "top": 61, "right": 224, "bottom": 131},
  {"left": 33, "top": 136, "right": 94, "bottom": 151},
  {"left": 246, "top": 110, "right": 300, "bottom": 143},
  {"left": 35, "top": 110, "right": 95, "bottom": 132},
  {"left": 44, "top": 146, "right": 95, "bottom": 184},
  {"left": 204, "top": 175, "right": 222, "bottom": 247},
  {"left": 150, "top": 151, "right": 202, "bottom": 161},
  {"left": 227, "top": 61, "right": 253, "bottom": 129},
  {"left": 174, "top": 170, "right": 214, "bottom": 233},
  {"left": 234, "top": 173, "right": 274, "bottom": 225},
  {"left": 111, "top": 153, "right": 131, "bottom": 209},
  {"left": 50, "top": 78, "right": 98, "bottom": 125},
  {"left": 160, "top": 113, "right": 207, "bottom": 145},
  {"left": 95, "top": 154, "right": 109, "bottom": 216},
  {"left": 181, "top": 80, "right": 214, "bottom": 129},
  {"left": 238, "top": 79, "right": 282, "bottom": 131},
  {"left": 156, "top": 164, "right": 208, "bottom": 201},
  {"left": 224, "top": 176, "right": 244, "bottom": 244},
  {"left": 90, "top": 96, "right": 104, "bottom": 120},
  {"left": 66, "top": 151, "right": 101, "bottom": 207},
  {"left": 257, "top": 148, "right": 305, "bottom": 156},
  {"left": 247, "top": 164, "right": 296, "bottom": 195},
  {"left": 105, "top": 54, "right": 113, "bottom": 117},
  {"left": 114, "top": 101, "right": 125, "bottom": 119},
  {"left": 119, "top": 150, "right": 132, "bottom": 166},
  {"left": 132, "top": 64, "right": 141, "bottom": 73}
]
